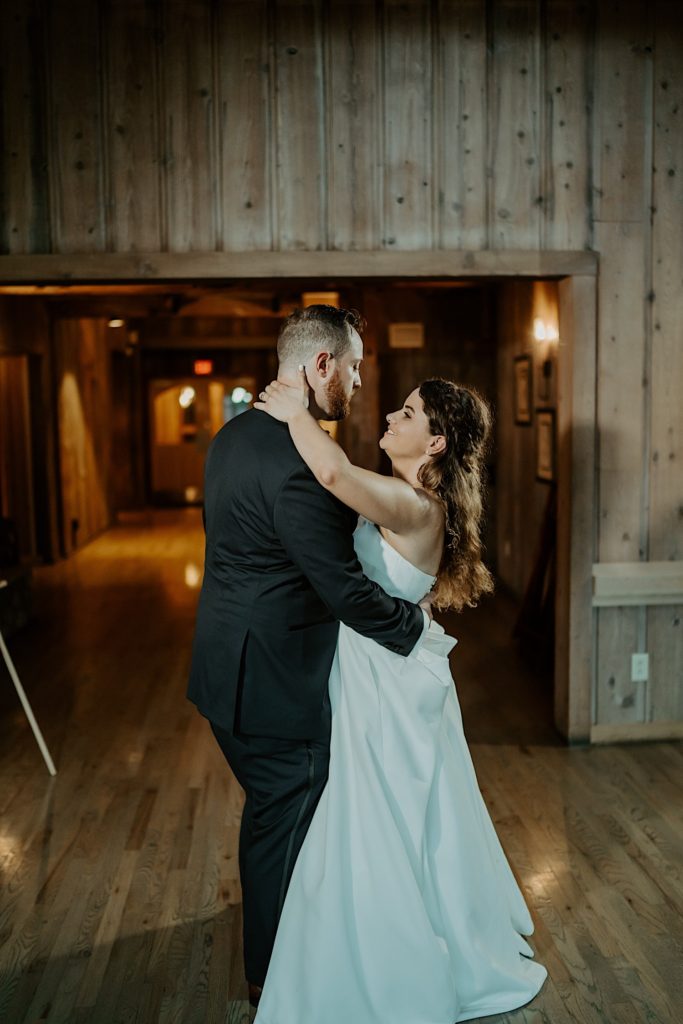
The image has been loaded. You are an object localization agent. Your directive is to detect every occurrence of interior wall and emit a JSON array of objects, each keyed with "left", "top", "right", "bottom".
[
  {"left": 1, "top": 0, "right": 681, "bottom": 735},
  {"left": 495, "top": 281, "right": 559, "bottom": 598},
  {"left": 54, "top": 319, "right": 113, "bottom": 554},
  {"left": 0, "top": 356, "right": 35, "bottom": 560},
  {"left": 0, "top": 297, "right": 60, "bottom": 561}
]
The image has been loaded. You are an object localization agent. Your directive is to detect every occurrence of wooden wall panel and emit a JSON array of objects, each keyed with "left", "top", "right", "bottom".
[
  {"left": 0, "top": 356, "right": 35, "bottom": 560},
  {"left": 382, "top": 0, "right": 433, "bottom": 250},
  {"left": 0, "top": 1, "right": 50, "bottom": 253},
  {"left": 160, "top": 0, "right": 216, "bottom": 252},
  {"left": 647, "top": 8, "right": 683, "bottom": 721},
  {"left": 595, "top": 225, "right": 646, "bottom": 564},
  {"left": 436, "top": 0, "right": 488, "bottom": 249},
  {"left": 55, "top": 319, "right": 112, "bottom": 554},
  {"left": 103, "top": 0, "right": 162, "bottom": 251},
  {"left": 216, "top": 0, "right": 272, "bottom": 251},
  {"left": 595, "top": 607, "right": 644, "bottom": 724},
  {"left": 0, "top": 298, "right": 61, "bottom": 561},
  {"left": 594, "top": 223, "right": 647, "bottom": 726},
  {"left": 591, "top": 4, "right": 655, "bottom": 729},
  {"left": 326, "top": 1, "right": 380, "bottom": 250},
  {"left": 273, "top": 0, "right": 325, "bottom": 249},
  {"left": 488, "top": 0, "right": 543, "bottom": 248},
  {"left": 543, "top": 0, "right": 592, "bottom": 250},
  {"left": 592, "top": 1, "right": 653, "bottom": 223},
  {"left": 47, "top": 0, "right": 105, "bottom": 253}
]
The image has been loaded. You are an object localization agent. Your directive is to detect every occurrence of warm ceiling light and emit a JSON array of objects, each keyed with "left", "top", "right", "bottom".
[
  {"left": 108, "top": 318, "right": 125, "bottom": 328},
  {"left": 302, "top": 291, "right": 340, "bottom": 308}
]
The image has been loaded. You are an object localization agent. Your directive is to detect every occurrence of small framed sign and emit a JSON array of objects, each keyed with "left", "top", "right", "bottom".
[
  {"left": 513, "top": 354, "right": 532, "bottom": 425},
  {"left": 536, "top": 408, "right": 556, "bottom": 483},
  {"left": 388, "top": 322, "right": 425, "bottom": 349}
]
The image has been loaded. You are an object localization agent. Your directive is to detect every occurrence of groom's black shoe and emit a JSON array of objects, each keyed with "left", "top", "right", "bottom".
[{"left": 248, "top": 982, "right": 263, "bottom": 1009}]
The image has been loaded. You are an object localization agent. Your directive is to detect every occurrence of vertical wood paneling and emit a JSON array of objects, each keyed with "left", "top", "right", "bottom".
[
  {"left": 273, "top": 0, "right": 325, "bottom": 249},
  {"left": 647, "top": 4, "right": 683, "bottom": 721},
  {"left": 592, "top": 2, "right": 654, "bottom": 728},
  {"left": 382, "top": 0, "right": 433, "bottom": 250},
  {"left": 326, "top": 1, "right": 380, "bottom": 250},
  {"left": 47, "top": 0, "right": 105, "bottom": 253},
  {"left": 436, "top": 0, "right": 488, "bottom": 249},
  {"left": 594, "top": 223, "right": 647, "bottom": 725},
  {"left": 55, "top": 319, "right": 112, "bottom": 554},
  {"left": 216, "top": 0, "right": 272, "bottom": 251},
  {"left": 592, "top": 1, "right": 651, "bottom": 222},
  {"left": 543, "top": 0, "right": 592, "bottom": 249},
  {"left": 595, "top": 225, "right": 646, "bottom": 564},
  {"left": 488, "top": 0, "right": 543, "bottom": 248},
  {"left": 0, "top": 2, "right": 50, "bottom": 253},
  {"left": 596, "top": 607, "right": 644, "bottom": 724},
  {"left": 103, "top": 0, "right": 162, "bottom": 251},
  {"left": 0, "top": 356, "right": 36, "bottom": 559},
  {"left": 160, "top": 0, "right": 216, "bottom": 252}
]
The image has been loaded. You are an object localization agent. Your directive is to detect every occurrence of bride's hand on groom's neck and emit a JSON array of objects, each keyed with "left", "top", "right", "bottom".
[{"left": 254, "top": 369, "right": 311, "bottom": 423}]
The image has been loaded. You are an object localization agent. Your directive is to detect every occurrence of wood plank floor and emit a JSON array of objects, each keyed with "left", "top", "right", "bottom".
[{"left": 0, "top": 509, "right": 680, "bottom": 1024}]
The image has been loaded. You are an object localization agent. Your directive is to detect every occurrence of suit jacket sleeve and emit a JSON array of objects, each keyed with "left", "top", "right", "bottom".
[{"left": 273, "top": 464, "right": 425, "bottom": 656}]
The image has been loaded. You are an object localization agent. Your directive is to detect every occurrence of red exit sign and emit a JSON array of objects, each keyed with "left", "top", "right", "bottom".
[{"left": 194, "top": 359, "right": 213, "bottom": 376}]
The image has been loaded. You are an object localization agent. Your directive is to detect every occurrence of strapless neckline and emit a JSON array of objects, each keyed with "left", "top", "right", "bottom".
[{"left": 362, "top": 517, "right": 438, "bottom": 586}]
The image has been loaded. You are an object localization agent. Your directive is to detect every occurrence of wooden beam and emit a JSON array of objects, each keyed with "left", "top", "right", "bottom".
[
  {"left": 556, "top": 274, "right": 597, "bottom": 744},
  {"left": 592, "top": 561, "right": 683, "bottom": 607},
  {"left": 0, "top": 250, "right": 598, "bottom": 283},
  {"left": 140, "top": 335, "right": 277, "bottom": 351}
]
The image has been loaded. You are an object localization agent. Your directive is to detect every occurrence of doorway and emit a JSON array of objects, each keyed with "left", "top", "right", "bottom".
[
  {"left": 0, "top": 355, "right": 36, "bottom": 562},
  {"left": 149, "top": 376, "right": 255, "bottom": 504},
  {"left": 0, "top": 252, "right": 598, "bottom": 742}
]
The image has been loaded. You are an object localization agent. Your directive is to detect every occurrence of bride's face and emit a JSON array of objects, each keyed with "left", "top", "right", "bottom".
[{"left": 379, "top": 388, "right": 436, "bottom": 461}]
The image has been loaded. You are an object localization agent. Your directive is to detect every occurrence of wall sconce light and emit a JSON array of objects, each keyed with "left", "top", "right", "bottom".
[
  {"left": 533, "top": 317, "right": 559, "bottom": 342},
  {"left": 178, "top": 386, "right": 196, "bottom": 409},
  {"left": 108, "top": 318, "right": 125, "bottom": 328}
]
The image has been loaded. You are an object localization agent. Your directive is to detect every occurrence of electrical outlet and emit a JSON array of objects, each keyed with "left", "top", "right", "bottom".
[{"left": 631, "top": 653, "right": 649, "bottom": 683}]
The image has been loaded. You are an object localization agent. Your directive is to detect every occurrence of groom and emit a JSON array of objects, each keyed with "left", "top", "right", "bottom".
[{"left": 187, "top": 305, "right": 428, "bottom": 1005}]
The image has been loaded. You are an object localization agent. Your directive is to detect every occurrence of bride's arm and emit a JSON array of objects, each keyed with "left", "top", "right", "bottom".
[{"left": 254, "top": 376, "right": 431, "bottom": 534}]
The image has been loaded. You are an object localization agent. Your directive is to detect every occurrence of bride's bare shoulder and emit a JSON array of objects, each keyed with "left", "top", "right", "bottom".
[{"left": 413, "top": 487, "right": 445, "bottom": 526}]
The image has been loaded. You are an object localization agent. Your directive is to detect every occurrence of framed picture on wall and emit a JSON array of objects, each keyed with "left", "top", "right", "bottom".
[
  {"left": 513, "top": 354, "right": 532, "bottom": 425},
  {"left": 536, "top": 408, "right": 556, "bottom": 482}
]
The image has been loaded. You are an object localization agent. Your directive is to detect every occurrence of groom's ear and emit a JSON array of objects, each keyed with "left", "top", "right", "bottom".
[{"left": 314, "top": 350, "right": 334, "bottom": 379}]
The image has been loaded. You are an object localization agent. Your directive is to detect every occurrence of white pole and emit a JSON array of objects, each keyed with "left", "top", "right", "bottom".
[{"left": 0, "top": 580, "right": 57, "bottom": 776}]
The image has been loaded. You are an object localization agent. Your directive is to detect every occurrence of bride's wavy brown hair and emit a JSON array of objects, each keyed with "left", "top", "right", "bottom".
[{"left": 417, "top": 379, "right": 495, "bottom": 612}]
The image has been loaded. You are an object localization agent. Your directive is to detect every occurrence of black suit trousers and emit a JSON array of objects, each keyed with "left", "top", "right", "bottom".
[{"left": 210, "top": 719, "right": 331, "bottom": 986}]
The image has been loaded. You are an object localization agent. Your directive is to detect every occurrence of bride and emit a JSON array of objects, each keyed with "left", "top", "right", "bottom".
[{"left": 252, "top": 372, "right": 547, "bottom": 1023}]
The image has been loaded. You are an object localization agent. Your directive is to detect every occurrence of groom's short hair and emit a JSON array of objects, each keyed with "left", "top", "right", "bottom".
[{"left": 277, "top": 305, "right": 364, "bottom": 367}]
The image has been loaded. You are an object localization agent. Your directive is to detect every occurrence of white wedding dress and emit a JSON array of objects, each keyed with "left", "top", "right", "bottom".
[{"left": 255, "top": 517, "right": 547, "bottom": 1023}]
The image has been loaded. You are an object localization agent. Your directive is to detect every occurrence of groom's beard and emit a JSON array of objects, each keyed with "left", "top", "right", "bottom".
[{"left": 322, "top": 370, "right": 352, "bottom": 420}]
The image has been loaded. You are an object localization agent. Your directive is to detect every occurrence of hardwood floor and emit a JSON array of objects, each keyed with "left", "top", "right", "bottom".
[{"left": 0, "top": 509, "right": 680, "bottom": 1024}]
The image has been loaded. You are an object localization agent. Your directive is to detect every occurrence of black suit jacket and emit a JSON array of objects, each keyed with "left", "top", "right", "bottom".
[{"left": 187, "top": 408, "right": 424, "bottom": 739}]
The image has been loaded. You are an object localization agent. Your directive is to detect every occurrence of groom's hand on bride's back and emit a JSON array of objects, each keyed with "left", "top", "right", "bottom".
[{"left": 419, "top": 594, "right": 434, "bottom": 621}]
